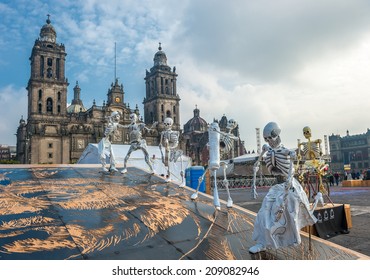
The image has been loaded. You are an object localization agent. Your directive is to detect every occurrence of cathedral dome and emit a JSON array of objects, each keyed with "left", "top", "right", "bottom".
[
  {"left": 153, "top": 43, "right": 168, "bottom": 66},
  {"left": 67, "top": 103, "right": 86, "bottom": 113},
  {"left": 184, "top": 106, "right": 208, "bottom": 134},
  {"left": 67, "top": 81, "right": 86, "bottom": 113},
  {"left": 40, "top": 15, "right": 57, "bottom": 43}
]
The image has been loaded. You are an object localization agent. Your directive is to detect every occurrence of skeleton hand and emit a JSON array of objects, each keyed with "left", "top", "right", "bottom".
[
  {"left": 253, "top": 161, "right": 260, "bottom": 173},
  {"left": 289, "top": 150, "right": 296, "bottom": 159}
]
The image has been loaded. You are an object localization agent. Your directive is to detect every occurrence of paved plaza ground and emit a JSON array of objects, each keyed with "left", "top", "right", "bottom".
[{"left": 0, "top": 165, "right": 368, "bottom": 260}]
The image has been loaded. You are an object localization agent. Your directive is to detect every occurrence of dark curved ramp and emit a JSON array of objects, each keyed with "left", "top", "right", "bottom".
[{"left": 0, "top": 165, "right": 368, "bottom": 260}]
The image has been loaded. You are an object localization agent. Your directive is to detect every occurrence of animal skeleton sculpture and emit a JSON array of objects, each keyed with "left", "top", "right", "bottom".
[
  {"left": 159, "top": 117, "right": 185, "bottom": 186},
  {"left": 191, "top": 119, "right": 239, "bottom": 209},
  {"left": 121, "top": 113, "right": 156, "bottom": 174},
  {"left": 249, "top": 122, "right": 321, "bottom": 254},
  {"left": 98, "top": 111, "right": 124, "bottom": 172}
]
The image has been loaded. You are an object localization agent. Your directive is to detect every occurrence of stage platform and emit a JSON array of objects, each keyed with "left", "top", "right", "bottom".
[
  {"left": 0, "top": 165, "right": 368, "bottom": 260},
  {"left": 342, "top": 180, "right": 370, "bottom": 187}
]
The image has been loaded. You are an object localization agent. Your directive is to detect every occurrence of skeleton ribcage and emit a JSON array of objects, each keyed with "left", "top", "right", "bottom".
[
  {"left": 220, "top": 134, "right": 234, "bottom": 154},
  {"left": 163, "top": 131, "right": 179, "bottom": 149},
  {"left": 265, "top": 148, "right": 291, "bottom": 177},
  {"left": 301, "top": 142, "right": 321, "bottom": 160}
]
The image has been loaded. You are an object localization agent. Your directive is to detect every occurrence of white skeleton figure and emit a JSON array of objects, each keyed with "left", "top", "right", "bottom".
[
  {"left": 121, "top": 113, "right": 156, "bottom": 174},
  {"left": 98, "top": 111, "right": 124, "bottom": 172},
  {"left": 219, "top": 118, "right": 239, "bottom": 158},
  {"left": 249, "top": 122, "right": 319, "bottom": 254},
  {"left": 159, "top": 117, "right": 185, "bottom": 186},
  {"left": 191, "top": 120, "right": 239, "bottom": 209}
]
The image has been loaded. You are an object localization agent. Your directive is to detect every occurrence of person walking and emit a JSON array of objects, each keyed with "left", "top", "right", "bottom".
[{"left": 334, "top": 172, "right": 340, "bottom": 186}]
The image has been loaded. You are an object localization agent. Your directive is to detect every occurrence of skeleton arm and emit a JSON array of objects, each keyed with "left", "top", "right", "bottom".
[
  {"left": 285, "top": 149, "right": 296, "bottom": 189},
  {"left": 158, "top": 132, "right": 166, "bottom": 164},
  {"left": 145, "top": 121, "right": 158, "bottom": 131},
  {"left": 251, "top": 144, "right": 269, "bottom": 199}
]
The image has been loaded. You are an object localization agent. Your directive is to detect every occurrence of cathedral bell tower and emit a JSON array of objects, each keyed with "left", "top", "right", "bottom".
[
  {"left": 27, "top": 15, "right": 68, "bottom": 118},
  {"left": 143, "top": 43, "right": 181, "bottom": 131},
  {"left": 22, "top": 15, "right": 70, "bottom": 164}
]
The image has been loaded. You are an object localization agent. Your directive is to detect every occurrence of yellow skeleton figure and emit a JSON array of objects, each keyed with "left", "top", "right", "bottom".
[{"left": 296, "top": 126, "right": 328, "bottom": 200}]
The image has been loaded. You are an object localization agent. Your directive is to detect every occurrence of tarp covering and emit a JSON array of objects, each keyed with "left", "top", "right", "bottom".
[{"left": 77, "top": 143, "right": 192, "bottom": 183}]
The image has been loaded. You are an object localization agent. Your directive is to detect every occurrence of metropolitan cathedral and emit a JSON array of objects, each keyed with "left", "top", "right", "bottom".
[{"left": 16, "top": 16, "right": 245, "bottom": 165}]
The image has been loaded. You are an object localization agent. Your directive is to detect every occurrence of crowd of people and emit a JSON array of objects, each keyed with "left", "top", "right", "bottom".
[{"left": 325, "top": 169, "right": 370, "bottom": 187}]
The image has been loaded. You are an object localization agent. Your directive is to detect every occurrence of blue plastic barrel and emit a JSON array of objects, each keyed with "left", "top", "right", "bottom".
[{"left": 185, "top": 166, "right": 206, "bottom": 193}]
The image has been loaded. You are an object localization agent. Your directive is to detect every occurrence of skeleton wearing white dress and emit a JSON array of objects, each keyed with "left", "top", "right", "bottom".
[
  {"left": 249, "top": 122, "right": 318, "bottom": 254},
  {"left": 98, "top": 111, "right": 124, "bottom": 172},
  {"left": 191, "top": 120, "right": 239, "bottom": 209},
  {"left": 159, "top": 117, "right": 185, "bottom": 186},
  {"left": 120, "top": 113, "right": 156, "bottom": 174}
]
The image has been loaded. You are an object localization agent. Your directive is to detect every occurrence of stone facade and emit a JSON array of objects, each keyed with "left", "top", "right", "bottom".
[
  {"left": 329, "top": 129, "right": 370, "bottom": 174},
  {"left": 16, "top": 17, "right": 171, "bottom": 164},
  {"left": 143, "top": 43, "right": 181, "bottom": 132},
  {"left": 16, "top": 17, "right": 247, "bottom": 166},
  {"left": 182, "top": 106, "right": 246, "bottom": 166}
]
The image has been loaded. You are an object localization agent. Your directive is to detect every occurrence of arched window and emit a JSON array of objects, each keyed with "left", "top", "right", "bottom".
[
  {"left": 38, "top": 90, "right": 42, "bottom": 100},
  {"left": 38, "top": 103, "right": 42, "bottom": 113},
  {"left": 166, "top": 110, "right": 171, "bottom": 118},
  {"left": 173, "top": 106, "right": 176, "bottom": 113},
  {"left": 57, "top": 92, "right": 61, "bottom": 101},
  {"left": 161, "top": 104, "right": 164, "bottom": 112},
  {"left": 57, "top": 105, "right": 61, "bottom": 113},
  {"left": 46, "top": 98, "right": 53, "bottom": 113}
]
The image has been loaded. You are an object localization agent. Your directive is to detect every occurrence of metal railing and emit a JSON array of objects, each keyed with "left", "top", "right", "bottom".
[{"left": 212, "top": 176, "right": 277, "bottom": 189}]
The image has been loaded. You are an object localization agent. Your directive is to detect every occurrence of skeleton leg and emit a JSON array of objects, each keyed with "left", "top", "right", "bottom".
[
  {"left": 310, "top": 192, "right": 324, "bottom": 214},
  {"left": 178, "top": 152, "right": 185, "bottom": 187},
  {"left": 109, "top": 145, "right": 118, "bottom": 172},
  {"left": 213, "top": 170, "right": 221, "bottom": 210},
  {"left": 142, "top": 147, "right": 154, "bottom": 174},
  {"left": 221, "top": 162, "right": 233, "bottom": 208},
  {"left": 121, "top": 145, "right": 135, "bottom": 174},
  {"left": 98, "top": 138, "right": 108, "bottom": 172},
  {"left": 165, "top": 149, "right": 171, "bottom": 182},
  {"left": 190, "top": 167, "right": 208, "bottom": 200},
  {"left": 168, "top": 149, "right": 185, "bottom": 187}
]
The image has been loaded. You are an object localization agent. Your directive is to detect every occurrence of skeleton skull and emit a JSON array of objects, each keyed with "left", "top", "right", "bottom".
[
  {"left": 163, "top": 117, "right": 173, "bottom": 130},
  {"left": 226, "top": 119, "right": 237, "bottom": 132},
  {"left": 263, "top": 122, "right": 281, "bottom": 148},
  {"left": 303, "top": 126, "right": 311, "bottom": 140},
  {"left": 111, "top": 111, "right": 120, "bottom": 122},
  {"left": 129, "top": 113, "right": 138, "bottom": 124}
]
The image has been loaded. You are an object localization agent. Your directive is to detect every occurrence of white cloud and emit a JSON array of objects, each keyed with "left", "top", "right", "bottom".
[
  {"left": 0, "top": 86, "right": 27, "bottom": 145},
  {"left": 1, "top": 0, "right": 370, "bottom": 151}
]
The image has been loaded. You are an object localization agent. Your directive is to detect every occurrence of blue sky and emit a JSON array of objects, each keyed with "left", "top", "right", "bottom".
[{"left": 1, "top": 0, "right": 370, "bottom": 151}]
